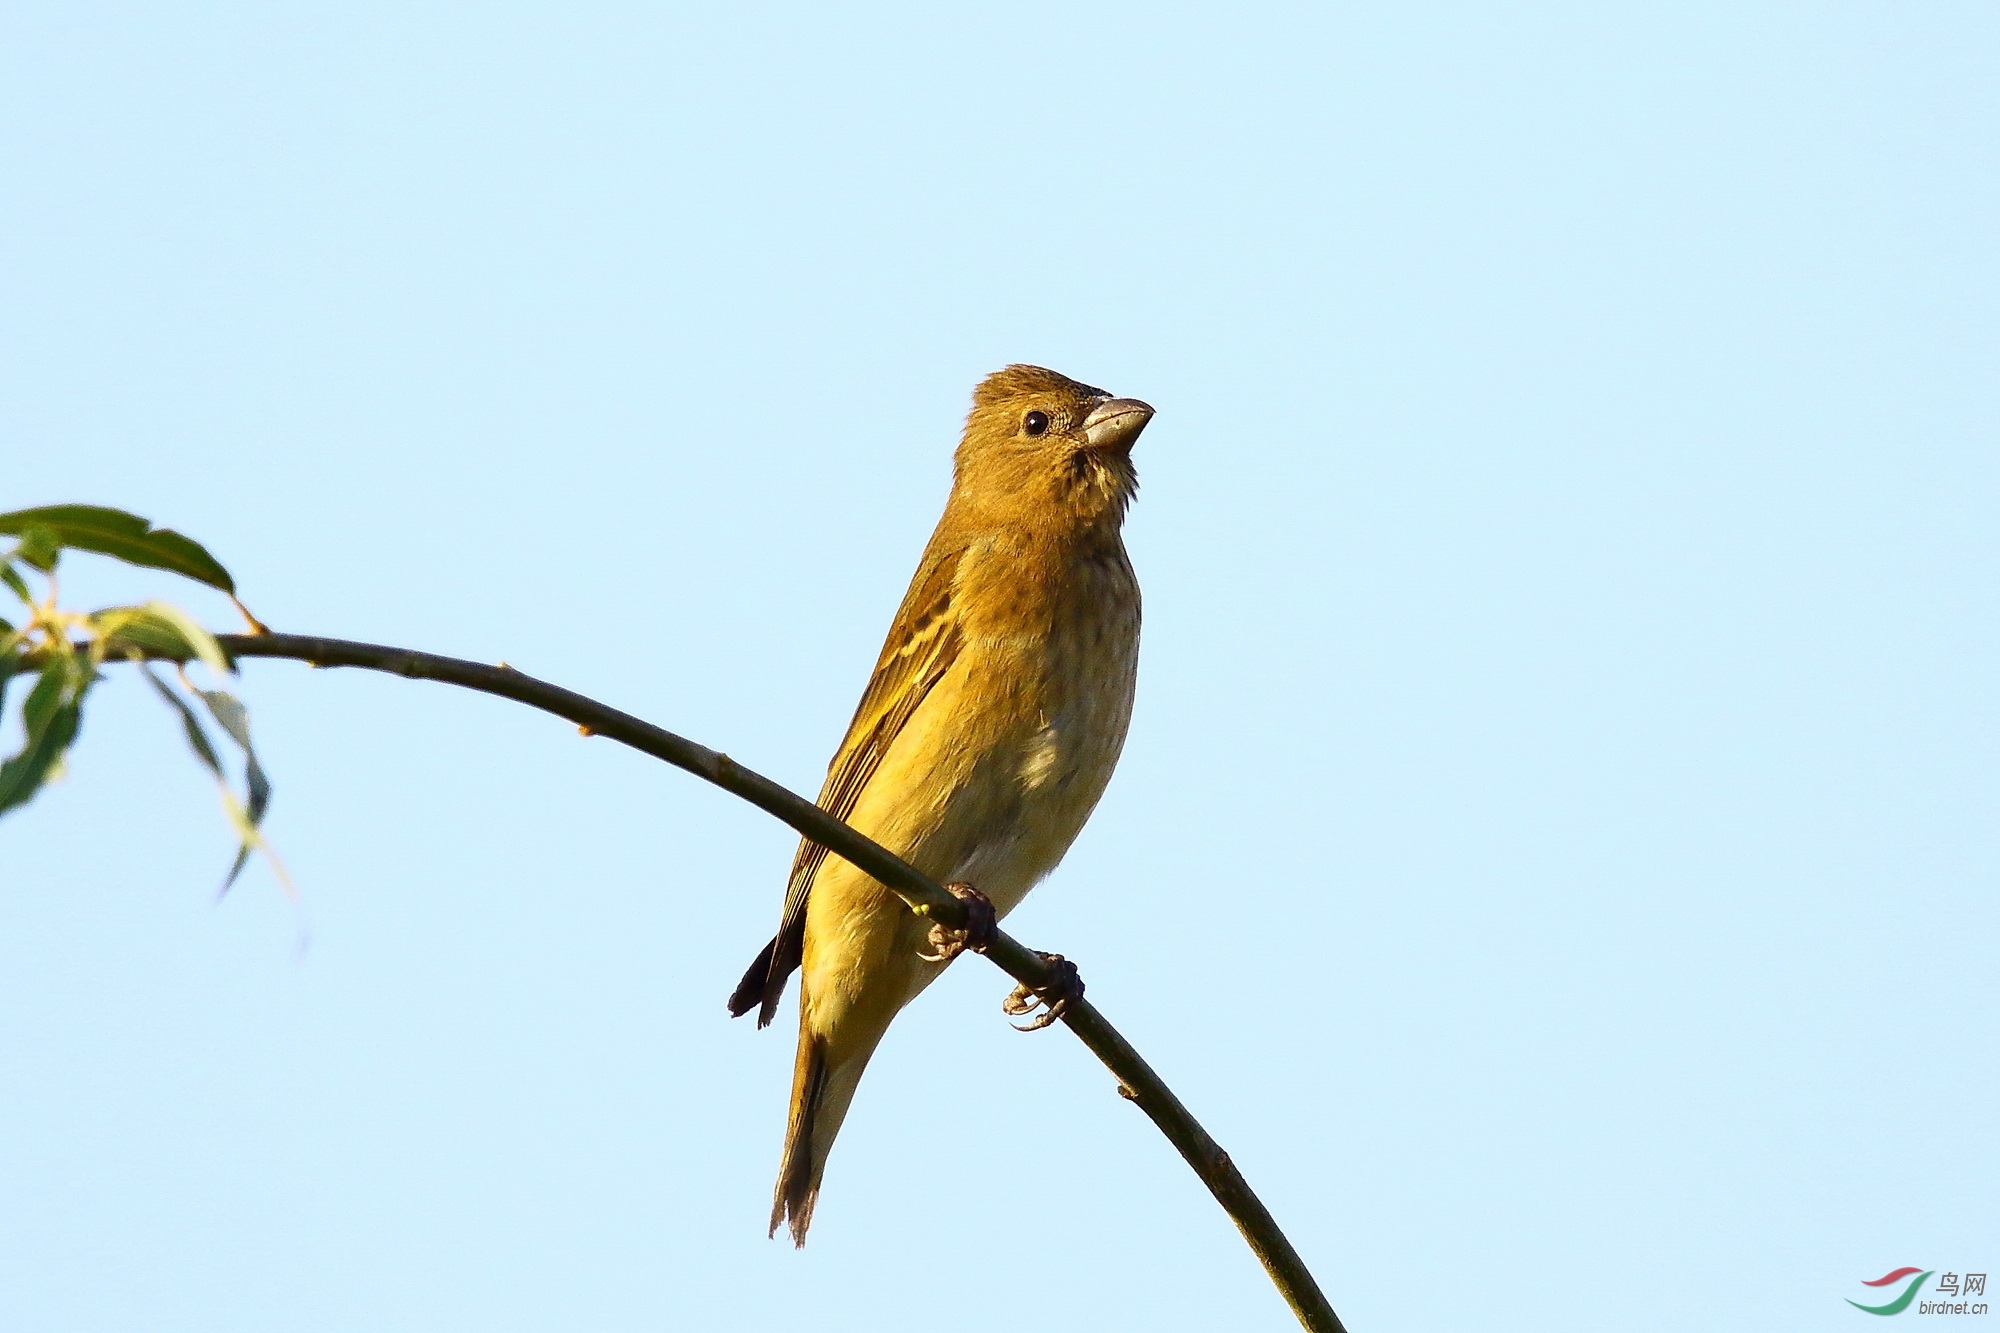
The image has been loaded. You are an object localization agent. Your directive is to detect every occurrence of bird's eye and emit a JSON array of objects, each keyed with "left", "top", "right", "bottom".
[{"left": 1023, "top": 410, "right": 1050, "bottom": 437}]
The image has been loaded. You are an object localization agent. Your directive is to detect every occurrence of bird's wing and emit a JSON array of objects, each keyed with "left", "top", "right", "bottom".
[{"left": 749, "top": 543, "right": 966, "bottom": 1025}]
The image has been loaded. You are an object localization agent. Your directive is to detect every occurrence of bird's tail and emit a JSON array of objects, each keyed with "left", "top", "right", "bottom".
[{"left": 770, "top": 1024, "right": 873, "bottom": 1246}]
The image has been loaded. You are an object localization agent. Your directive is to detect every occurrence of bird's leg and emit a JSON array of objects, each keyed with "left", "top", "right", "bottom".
[
  {"left": 1002, "top": 953, "right": 1084, "bottom": 1032},
  {"left": 917, "top": 882, "right": 997, "bottom": 962}
]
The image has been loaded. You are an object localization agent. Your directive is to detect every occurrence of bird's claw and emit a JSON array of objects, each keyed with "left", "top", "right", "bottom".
[
  {"left": 918, "top": 883, "right": 997, "bottom": 962},
  {"left": 1002, "top": 952, "right": 1083, "bottom": 1032}
]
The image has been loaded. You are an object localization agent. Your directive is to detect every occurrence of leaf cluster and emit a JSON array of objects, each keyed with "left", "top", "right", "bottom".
[{"left": 0, "top": 505, "right": 278, "bottom": 892}]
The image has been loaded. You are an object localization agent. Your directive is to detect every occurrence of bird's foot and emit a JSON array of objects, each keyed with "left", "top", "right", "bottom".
[
  {"left": 1002, "top": 953, "right": 1084, "bottom": 1032},
  {"left": 918, "top": 883, "right": 997, "bottom": 963}
]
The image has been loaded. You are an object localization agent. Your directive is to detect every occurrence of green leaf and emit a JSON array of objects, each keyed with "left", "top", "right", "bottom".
[
  {"left": 0, "top": 505, "right": 235, "bottom": 594},
  {"left": 92, "top": 602, "right": 232, "bottom": 676},
  {"left": 0, "top": 651, "right": 90, "bottom": 819},
  {"left": 94, "top": 607, "right": 198, "bottom": 662},
  {"left": 135, "top": 660, "right": 226, "bottom": 781},
  {"left": 197, "top": 688, "right": 272, "bottom": 893},
  {"left": 0, "top": 643, "right": 22, "bottom": 718},
  {"left": 15, "top": 525, "right": 60, "bottom": 573},
  {"left": 134, "top": 662, "right": 282, "bottom": 896},
  {"left": 1, "top": 563, "right": 31, "bottom": 604}
]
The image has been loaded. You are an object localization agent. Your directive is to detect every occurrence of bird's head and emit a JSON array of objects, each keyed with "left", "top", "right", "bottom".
[{"left": 953, "top": 365, "right": 1153, "bottom": 531}]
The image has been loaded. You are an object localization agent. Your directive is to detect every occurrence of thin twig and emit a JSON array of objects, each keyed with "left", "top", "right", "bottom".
[{"left": 123, "top": 631, "right": 1347, "bottom": 1333}]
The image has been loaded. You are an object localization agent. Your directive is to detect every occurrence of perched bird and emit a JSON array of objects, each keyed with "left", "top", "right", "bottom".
[{"left": 728, "top": 364, "right": 1153, "bottom": 1244}]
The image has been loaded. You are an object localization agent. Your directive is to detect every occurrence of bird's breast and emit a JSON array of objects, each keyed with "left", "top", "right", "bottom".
[{"left": 936, "top": 541, "right": 1140, "bottom": 906}]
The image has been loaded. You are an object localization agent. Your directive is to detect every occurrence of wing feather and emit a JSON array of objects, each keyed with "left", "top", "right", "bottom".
[{"left": 746, "top": 544, "right": 966, "bottom": 1025}]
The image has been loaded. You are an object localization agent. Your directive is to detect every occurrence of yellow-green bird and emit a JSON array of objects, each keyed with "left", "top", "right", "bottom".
[{"left": 728, "top": 364, "right": 1153, "bottom": 1244}]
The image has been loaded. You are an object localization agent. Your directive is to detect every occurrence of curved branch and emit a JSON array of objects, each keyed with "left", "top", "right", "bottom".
[{"left": 156, "top": 632, "right": 1345, "bottom": 1333}]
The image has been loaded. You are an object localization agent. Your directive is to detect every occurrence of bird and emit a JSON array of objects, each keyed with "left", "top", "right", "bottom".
[{"left": 727, "top": 364, "right": 1153, "bottom": 1245}]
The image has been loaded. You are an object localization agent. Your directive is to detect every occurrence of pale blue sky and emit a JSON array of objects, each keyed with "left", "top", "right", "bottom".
[{"left": 3, "top": 4, "right": 1994, "bottom": 1330}]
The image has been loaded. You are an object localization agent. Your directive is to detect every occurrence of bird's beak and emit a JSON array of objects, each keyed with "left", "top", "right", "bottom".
[{"left": 1080, "top": 398, "right": 1155, "bottom": 454}]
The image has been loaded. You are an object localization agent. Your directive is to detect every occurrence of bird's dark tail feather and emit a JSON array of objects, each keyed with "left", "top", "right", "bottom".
[
  {"left": 727, "top": 935, "right": 777, "bottom": 1019},
  {"left": 727, "top": 924, "right": 804, "bottom": 1028},
  {"left": 770, "top": 1034, "right": 828, "bottom": 1246}
]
